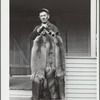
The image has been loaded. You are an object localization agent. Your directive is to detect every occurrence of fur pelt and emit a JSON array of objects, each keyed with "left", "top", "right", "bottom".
[
  {"left": 30, "top": 33, "right": 65, "bottom": 99},
  {"left": 30, "top": 33, "right": 65, "bottom": 80},
  {"left": 30, "top": 34, "right": 47, "bottom": 82}
]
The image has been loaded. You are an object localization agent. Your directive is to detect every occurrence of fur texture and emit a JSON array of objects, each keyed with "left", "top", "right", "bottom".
[{"left": 30, "top": 33, "right": 65, "bottom": 100}]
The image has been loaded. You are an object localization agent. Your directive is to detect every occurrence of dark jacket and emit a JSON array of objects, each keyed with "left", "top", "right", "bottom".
[{"left": 29, "top": 21, "right": 59, "bottom": 40}]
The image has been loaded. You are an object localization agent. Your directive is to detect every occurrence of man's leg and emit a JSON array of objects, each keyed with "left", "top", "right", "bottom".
[
  {"left": 54, "top": 35, "right": 65, "bottom": 100},
  {"left": 32, "top": 81, "right": 40, "bottom": 100},
  {"left": 31, "top": 76, "right": 44, "bottom": 100},
  {"left": 46, "top": 68, "right": 59, "bottom": 100},
  {"left": 56, "top": 76, "right": 65, "bottom": 100}
]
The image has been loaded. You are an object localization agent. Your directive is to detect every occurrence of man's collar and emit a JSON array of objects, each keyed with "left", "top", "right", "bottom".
[
  {"left": 46, "top": 21, "right": 51, "bottom": 27},
  {"left": 41, "top": 21, "right": 51, "bottom": 26}
]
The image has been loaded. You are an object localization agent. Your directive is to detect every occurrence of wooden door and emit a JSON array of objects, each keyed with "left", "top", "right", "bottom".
[{"left": 10, "top": 18, "right": 39, "bottom": 75}]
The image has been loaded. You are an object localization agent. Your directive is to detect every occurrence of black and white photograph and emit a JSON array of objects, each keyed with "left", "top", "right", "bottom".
[{"left": 1, "top": 0, "right": 99, "bottom": 100}]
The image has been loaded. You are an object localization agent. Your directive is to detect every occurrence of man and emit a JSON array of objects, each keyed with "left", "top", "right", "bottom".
[{"left": 29, "top": 8, "right": 65, "bottom": 100}]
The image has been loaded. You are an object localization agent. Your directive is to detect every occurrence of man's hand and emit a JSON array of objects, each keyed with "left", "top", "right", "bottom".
[
  {"left": 41, "top": 23, "right": 48, "bottom": 28},
  {"left": 36, "top": 26, "right": 43, "bottom": 33},
  {"left": 37, "top": 24, "right": 48, "bottom": 33}
]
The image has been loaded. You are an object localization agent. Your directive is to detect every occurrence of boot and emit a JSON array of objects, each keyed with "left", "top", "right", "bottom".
[
  {"left": 57, "top": 76, "right": 65, "bottom": 100},
  {"left": 32, "top": 80, "right": 43, "bottom": 100}
]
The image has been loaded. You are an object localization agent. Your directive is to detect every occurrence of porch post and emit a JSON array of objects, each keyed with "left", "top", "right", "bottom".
[{"left": 90, "top": 0, "right": 97, "bottom": 57}]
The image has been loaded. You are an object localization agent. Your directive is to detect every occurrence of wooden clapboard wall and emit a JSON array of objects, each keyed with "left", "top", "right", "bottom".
[{"left": 65, "top": 57, "right": 97, "bottom": 100}]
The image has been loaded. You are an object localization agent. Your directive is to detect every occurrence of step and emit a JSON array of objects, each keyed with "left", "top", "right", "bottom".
[
  {"left": 10, "top": 96, "right": 32, "bottom": 100},
  {"left": 9, "top": 90, "right": 32, "bottom": 100}
]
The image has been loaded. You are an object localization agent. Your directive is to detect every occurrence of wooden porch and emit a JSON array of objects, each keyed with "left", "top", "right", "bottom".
[{"left": 9, "top": 57, "right": 97, "bottom": 100}]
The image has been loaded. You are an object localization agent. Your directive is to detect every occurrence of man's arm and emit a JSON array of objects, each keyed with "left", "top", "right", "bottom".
[
  {"left": 53, "top": 25, "right": 60, "bottom": 35},
  {"left": 29, "top": 26, "right": 40, "bottom": 40},
  {"left": 29, "top": 24, "right": 48, "bottom": 40}
]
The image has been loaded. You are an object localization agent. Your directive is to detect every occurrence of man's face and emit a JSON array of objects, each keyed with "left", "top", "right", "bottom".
[{"left": 39, "top": 12, "right": 49, "bottom": 23}]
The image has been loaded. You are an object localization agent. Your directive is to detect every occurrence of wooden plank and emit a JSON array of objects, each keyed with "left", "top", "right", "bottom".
[
  {"left": 10, "top": 75, "right": 30, "bottom": 77},
  {"left": 66, "top": 72, "right": 96, "bottom": 76},
  {"left": 10, "top": 63, "right": 96, "bottom": 68},
  {"left": 65, "top": 68, "right": 96, "bottom": 72},
  {"left": 65, "top": 81, "right": 96, "bottom": 85},
  {"left": 10, "top": 68, "right": 31, "bottom": 75},
  {"left": 9, "top": 90, "right": 32, "bottom": 96},
  {"left": 65, "top": 89, "right": 96, "bottom": 94},
  {"left": 66, "top": 85, "right": 96, "bottom": 89},
  {"left": 65, "top": 57, "right": 96, "bottom": 59},
  {"left": 10, "top": 64, "right": 30, "bottom": 68},
  {"left": 66, "top": 71, "right": 96, "bottom": 73},
  {"left": 65, "top": 98, "right": 96, "bottom": 100},
  {"left": 66, "top": 59, "right": 97, "bottom": 64},
  {"left": 66, "top": 64, "right": 96, "bottom": 67},
  {"left": 10, "top": 96, "right": 31, "bottom": 100},
  {"left": 91, "top": 0, "right": 97, "bottom": 57},
  {"left": 65, "top": 76, "right": 96, "bottom": 80},
  {"left": 65, "top": 94, "right": 96, "bottom": 98}
]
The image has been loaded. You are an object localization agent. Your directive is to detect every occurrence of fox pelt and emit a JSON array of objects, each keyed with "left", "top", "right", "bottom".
[{"left": 30, "top": 33, "right": 65, "bottom": 82}]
